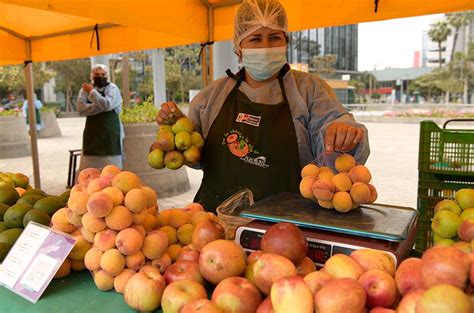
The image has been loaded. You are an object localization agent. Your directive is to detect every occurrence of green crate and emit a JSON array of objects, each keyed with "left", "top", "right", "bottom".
[{"left": 416, "top": 119, "right": 474, "bottom": 252}]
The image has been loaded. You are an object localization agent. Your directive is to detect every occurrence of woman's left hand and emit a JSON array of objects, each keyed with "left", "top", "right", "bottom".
[{"left": 324, "top": 122, "right": 364, "bottom": 152}]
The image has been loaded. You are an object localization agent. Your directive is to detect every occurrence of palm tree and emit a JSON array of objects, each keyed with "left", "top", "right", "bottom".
[
  {"left": 428, "top": 21, "right": 452, "bottom": 68},
  {"left": 446, "top": 12, "right": 470, "bottom": 59}
]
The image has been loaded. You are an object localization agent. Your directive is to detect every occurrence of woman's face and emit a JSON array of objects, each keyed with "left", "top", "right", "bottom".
[{"left": 239, "top": 27, "right": 287, "bottom": 52}]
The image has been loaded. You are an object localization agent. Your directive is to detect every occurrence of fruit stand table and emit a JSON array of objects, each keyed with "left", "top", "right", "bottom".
[{"left": 0, "top": 271, "right": 140, "bottom": 313}]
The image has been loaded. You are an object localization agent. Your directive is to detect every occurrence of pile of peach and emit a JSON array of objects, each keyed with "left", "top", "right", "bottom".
[{"left": 299, "top": 154, "right": 378, "bottom": 212}]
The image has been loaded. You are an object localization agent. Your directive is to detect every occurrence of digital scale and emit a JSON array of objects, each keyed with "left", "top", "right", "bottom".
[{"left": 234, "top": 193, "right": 418, "bottom": 268}]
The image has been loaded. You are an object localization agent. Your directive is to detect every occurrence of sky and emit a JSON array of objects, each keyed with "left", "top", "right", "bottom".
[{"left": 358, "top": 13, "right": 443, "bottom": 71}]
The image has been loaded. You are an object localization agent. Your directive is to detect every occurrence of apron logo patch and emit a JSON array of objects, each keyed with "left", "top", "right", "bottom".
[
  {"left": 236, "top": 113, "right": 261, "bottom": 127},
  {"left": 222, "top": 130, "right": 270, "bottom": 168}
]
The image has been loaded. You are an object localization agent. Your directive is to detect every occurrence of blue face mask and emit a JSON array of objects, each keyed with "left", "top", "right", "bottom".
[{"left": 241, "top": 46, "right": 287, "bottom": 81}]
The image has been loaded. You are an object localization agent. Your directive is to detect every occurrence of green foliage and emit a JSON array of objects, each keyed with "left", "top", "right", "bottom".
[
  {"left": 0, "top": 109, "right": 21, "bottom": 117},
  {"left": 311, "top": 54, "right": 337, "bottom": 78},
  {"left": 0, "top": 64, "right": 54, "bottom": 98},
  {"left": 120, "top": 96, "right": 159, "bottom": 124},
  {"left": 428, "top": 21, "right": 452, "bottom": 68}
]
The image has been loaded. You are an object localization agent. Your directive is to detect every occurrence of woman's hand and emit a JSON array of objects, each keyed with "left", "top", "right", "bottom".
[
  {"left": 156, "top": 101, "right": 185, "bottom": 125},
  {"left": 324, "top": 122, "right": 364, "bottom": 152},
  {"left": 82, "top": 82, "right": 93, "bottom": 94}
]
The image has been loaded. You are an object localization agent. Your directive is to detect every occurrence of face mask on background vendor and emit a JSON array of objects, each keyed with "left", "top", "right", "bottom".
[{"left": 156, "top": 0, "right": 370, "bottom": 212}]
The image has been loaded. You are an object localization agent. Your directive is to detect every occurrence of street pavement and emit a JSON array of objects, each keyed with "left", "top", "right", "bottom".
[{"left": 0, "top": 117, "right": 420, "bottom": 210}]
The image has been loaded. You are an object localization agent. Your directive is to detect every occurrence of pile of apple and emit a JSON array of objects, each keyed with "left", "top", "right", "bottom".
[
  {"left": 299, "top": 153, "right": 378, "bottom": 212},
  {"left": 148, "top": 117, "right": 204, "bottom": 170},
  {"left": 431, "top": 188, "right": 474, "bottom": 248},
  {"left": 50, "top": 166, "right": 160, "bottom": 280}
]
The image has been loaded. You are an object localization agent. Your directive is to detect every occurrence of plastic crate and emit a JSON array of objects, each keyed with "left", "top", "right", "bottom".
[{"left": 415, "top": 119, "right": 474, "bottom": 252}]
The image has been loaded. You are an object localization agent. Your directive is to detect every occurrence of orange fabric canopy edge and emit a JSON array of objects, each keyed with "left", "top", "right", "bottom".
[{"left": 1, "top": 0, "right": 474, "bottom": 65}]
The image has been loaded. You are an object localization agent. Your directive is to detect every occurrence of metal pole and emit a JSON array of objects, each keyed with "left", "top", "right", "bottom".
[
  {"left": 24, "top": 40, "right": 41, "bottom": 188},
  {"left": 122, "top": 53, "right": 130, "bottom": 108},
  {"left": 208, "top": 6, "right": 214, "bottom": 83}
]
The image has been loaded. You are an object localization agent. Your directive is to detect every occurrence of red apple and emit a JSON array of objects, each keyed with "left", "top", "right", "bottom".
[
  {"left": 247, "top": 250, "right": 264, "bottom": 264},
  {"left": 177, "top": 245, "right": 200, "bottom": 263},
  {"left": 303, "top": 271, "right": 333, "bottom": 295},
  {"left": 350, "top": 249, "right": 396, "bottom": 276},
  {"left": 192, "top": 219, "right": 225, "bottom": 252},
  {"left": 394, "top": 257, "right": 423, "bottom": 295},
  {"left": 315, "top": 278, "right": 366, "bottom": 313},
  {"left": 369, "top": 307, "right": 396, "bottom": 313},
  {"left": 458, "top": 219, "right": 474, "bottom": 242},
  {"left": 151, "top": 253, "right": 172, "bottom": 273},
  {"left": 396, "top": 289, "right": 424, "bottom": 313},
  {"left": 163, "top": 260, "right": 204, "bottom": 285},
  {"left": 256, "top": 297, "right": 274, "bottom": 313},
  {"left": 199, "top": 239, "right": 246, "bottom": 285},
  {"left": 253, "top": 253, "right": 297, "bottom": 295},
  {"left": 123, "top": 269, "right": 166, "bottom": 312},
  {"left": 161, "top": 279, "right": 207, "bottom": 313},
  {"left": 296, "top": 257, "right": 316, "bottom": 276},
  {"left": 181, "top": 299, "right": 222, "bottom": 313},
  {"left": 323, "top": 254, "right": 364, "bottom": 280},
  {"left": 261, "top": 222, "right": 308, "bottom": 263},
  {"left": 421, "top": 246, "right": 470, "bottom": 289},
  {"left": 211, "top": 277, "right": 262, "bottom": 313},
  {"left": 358, "top": 269, "right": 397, "bottom": 308},
  {"left": 271, "top": 276, "right": 313, "bottom": 313}
]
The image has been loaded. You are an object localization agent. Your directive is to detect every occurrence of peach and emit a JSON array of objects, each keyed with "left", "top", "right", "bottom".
[
  {"left": 100, "top": 164, "right": 121, "bottom": 178},
  {"left": 100, "top": 248, "right": 126, "bottom": 276},
  {"left": 52, "top": 208, "right": 69, "bottom": 225},
  {"left": 315, "top": 278, "right": 366, "bottom": 313},
  {"left": 78, "top": 168, "right": 101, "bottom": 188},
  {"left": 94, "top": 229, "right": 117, "bottom": 251},
  {"left": 323, "top": 254, "right": 364, "bottom": 280},
  {"left": 148, "top": 205, "right": 158, "bottom": 216},
  {"left": 142, "top": 230, "right": 169, "bottom": 260},
  {"left": 152, "top": 253, "right": 172, "bottom": 273},
  {"left": 70, "top": 184, "right": 86, "bottom": 197},
  {"left": 167, "top": 244, "right": 183, "bottom": 262},
  {"left": 115, "top": 228, "right": 144, "bottom": 256},
  {"left": 87, "top": 176, "right": 112, "bottom": 194},
  {"left": 114, "top": 268, "right": 136, "bottom": 294},
  {"left": 102, "top": 186, "right": 124, "bottom": 206},
  {"left": 143, "top": 214, "right": 159, "bottom": 233},
  {"left": 395, "top": 257, "right": 423, "bottom": 295},
  {"left": 157, "top": 209, "right": 173, "bottom": 226},
  {"left": 301, "top": 164, "right": 320, "bottom": 178},
  {"left": 54, "top": 259, "right": 72, "bottom": 279},
  {"left": 81, "top": 227, "right": 95, "bottom": 243},
  {"left": 299, "top": 176, "right": 317, "bottom": 199},
  {"left": 51, "top": 222, "right": 76, "bottom": 234},
  {"left": 335, "top": 154, "right": 356, "bottom": 173},
  {"left": 71, "top": 260, "right": 86, "bottom": 271},
  {"left": 105, "top": 205, "right": 133, "bottom": 231},
  {"left": 71, "top": 229, "right": 82, "bottom": 236},
  {"left": 271, "top": 276, "right": 313, "bottom": 313},
  {"left": 350, "top": 249, "right": 396, "bottom": 276},
  {"left": 312, "top": 179, "right": 336, "bottom": 201},
  {"left": 416, "top": 284, "right": 471, "bottom": 313},
  {"left": 69, "top": 235, "right": 92, "bottom": 261},
  {"left": 177, "top": 224, "right": 195, "bottom": 245},
  {"left": 124, "top": 188, "right": 148, "bottom": 213},
  {"left": 184, "top": 202, "right": 205, "bottom": 212},
  {"left": 368, "top": 184, "right": 378, "bottom": 203},
  {"left": 126, "top": 251, "right": 146, "bottom": 271},
  {"left": 132, "top": 209, "right": 148, "bottom": 224},
  {"left": 84, "top": 247, "right": 103, "bottom": 271},
  {"left": 131, "top": 224, "right": 146, "bottom": 238},
  {"left": 332, "top": 191, "right": 353, "bottom": 213},
  {"left": 68, "top": 191, "right": 89, "bottom": 215},
  {"left": 319, "top": 167, "right": 335, "bottom": 180},
  {"left": 348, "top": 165, "right": 372, "bottom": 183},
  {"left": 318, "top": 199, "right": 334, "bottom": 209},
  {"left": 191, "top": 211, "right": 215, "bottom": 226},
  {"left": 141, "top": 186, "right": 158, "bottom": 208},
  {"left": 169, "top": 209, "right": 189, "bottom": 229},
  {"left": 94, "top": 269, "right": 115, "bottom": 291},
  {"left": 253, "top": 253, "right": 297, "bottom": 295},
  {"left": 296, "top": 257, "right": 316, "bottom": 275},
  {"left": 86, "top": 191, "right": 113, "bottom": 218},
  {"left": 81, "top": 213, "right": 106, "bottom": 233},
  {"left": 350, "top": 182, "right": 371, "bottom": 204},
  {"left": 160, "top": 225, "right": 178, "bottom": 245},
  {"left": 359, "top": 269, "right": 397, "bottom": 308},
  {"left": 332, "top": 173, "right": 353, "bottom": 192},
  {"left": 66, "top": 208, "right": 83, "bottom": 226},
  {"left": 303, "top": 271, "right": 333, "bottom": 295},
  {"left": 111, "top": 171, "right": 141, "bottom": 194}
]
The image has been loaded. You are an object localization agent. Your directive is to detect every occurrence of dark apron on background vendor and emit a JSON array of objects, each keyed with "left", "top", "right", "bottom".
[
  {"left": 195, "top": 64, "right": 301, "bottom": 212},
  {"left": 82, "top": 86, "right": 121, "bottom": 156}
]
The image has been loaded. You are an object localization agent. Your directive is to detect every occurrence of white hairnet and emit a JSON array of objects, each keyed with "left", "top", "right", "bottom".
[
  {"left": 233, "top": 0, "right": 288, "bottom": 53},
  {"left": 90, "top": 63, "right": 109, "bottom": 80}
]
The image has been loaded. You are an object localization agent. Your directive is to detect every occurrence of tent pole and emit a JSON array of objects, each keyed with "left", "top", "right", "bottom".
[
  {"left": 208, "top": 6, "right": 214, "bottom": 83},
  {"left": 24, "top": 39, "right": 41, "bottom": 188}
]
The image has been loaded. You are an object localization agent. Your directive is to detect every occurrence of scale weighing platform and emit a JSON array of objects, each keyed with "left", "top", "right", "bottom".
[{"left": 234, "top": 193, "right": 418, "bottom": 268}]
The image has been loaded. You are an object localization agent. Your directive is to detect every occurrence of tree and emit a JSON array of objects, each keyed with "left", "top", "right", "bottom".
[
  {"left": 428, "top": 21, "right": 452, "bottom": 68},
  {"left": 446, "top": 12, "right": 471, "bottom": 58},
  {"left": 311, "top": 54, "right": 337, "bottom": 78},
  {"left": 0, "top": 63, "right": 54, "bottom": 99}
]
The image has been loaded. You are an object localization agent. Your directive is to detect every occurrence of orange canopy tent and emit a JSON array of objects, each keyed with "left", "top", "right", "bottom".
[{"left": 1, "top": 0, "right": 474, "bottom": 188}]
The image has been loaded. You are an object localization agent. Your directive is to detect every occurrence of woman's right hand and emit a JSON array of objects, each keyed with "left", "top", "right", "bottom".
[{"left": 156, "top": 101, "right": 185, "bottom": 125}]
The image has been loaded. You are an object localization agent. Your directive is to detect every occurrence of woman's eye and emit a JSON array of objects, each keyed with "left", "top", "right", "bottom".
[{"left": 270, "top": 36, "right": 282, "bottom": 41}]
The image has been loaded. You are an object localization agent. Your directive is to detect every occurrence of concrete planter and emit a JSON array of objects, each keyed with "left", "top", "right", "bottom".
[
  {"left": 0, "top": 116, "right": 31, "bottom": 159},
  {"left": 38, "top": 111, "right": 62, "bottom": 138},
  {"left": 122, "top": 122, "right": 190, "bottom": 198}
]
